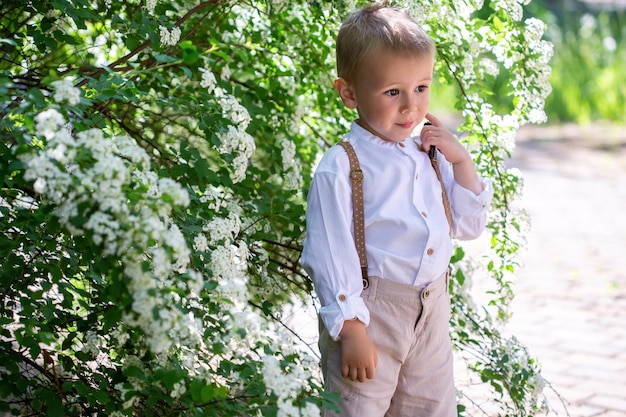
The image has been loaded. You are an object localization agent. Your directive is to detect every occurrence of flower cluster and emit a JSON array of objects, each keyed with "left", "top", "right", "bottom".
[
  {"left": 263, "top": 354, "right": 320, "bottom": 417},
  {"left": 199, "top": 66, "right": 217, "bottom": 92},
  {"left": 51, "top": 78, "right": 81, "bottom": 105},
  {"left": 198, "top": 66, "right": 256, "bottom": 183},
  {"left": 405, "top": 0, "right": 553, "bottom": 130},
  {"left": 211, "top": 243, "right": 249, "bottom": 306},
  {"left": 217, "top": 124, "right": 256, "bottom": 183},
  {"left": 280, "top": 137, "right": 303, "bottom": 190},
  {"left": 145, "top": 0, "right": 157, "bottom": 14},
  {"left": 159, "top": 25, "right": 181, "bottom": 46},
  {"left": 22, "top": 107, "right": 201, "bottom": 355},
  {"left": 204, "top": 211, "right": 241, "bottom": 245}
]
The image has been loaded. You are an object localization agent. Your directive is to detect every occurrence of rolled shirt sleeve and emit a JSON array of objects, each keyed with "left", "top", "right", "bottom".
[
  {"left": 319, "top": 293, "right": 371, "bottom": 341},
  {"left": 301, "top": 146, "right": 371, "bottom": 340}
]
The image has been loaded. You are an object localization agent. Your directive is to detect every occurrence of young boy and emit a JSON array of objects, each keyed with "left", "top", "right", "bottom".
[{"left": 301, "top": 3, "right": 493, "bottom": 416}]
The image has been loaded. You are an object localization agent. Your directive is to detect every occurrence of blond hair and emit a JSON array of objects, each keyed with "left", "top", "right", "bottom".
[{"left": 336, "top": 3, "right": 436, "bottom": 82}]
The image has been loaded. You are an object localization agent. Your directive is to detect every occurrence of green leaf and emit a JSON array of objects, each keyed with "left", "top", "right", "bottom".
[{"left": 154, "top": 54, "right": 178, "bottom": 63}]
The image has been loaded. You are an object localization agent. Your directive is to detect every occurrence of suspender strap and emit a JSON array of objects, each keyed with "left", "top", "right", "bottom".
[
  {"left": 428, "top": 146, "right": 453, "bottom": 236},
  {"left": 337, "top": 140, "right": 368, "bottom": 281}
]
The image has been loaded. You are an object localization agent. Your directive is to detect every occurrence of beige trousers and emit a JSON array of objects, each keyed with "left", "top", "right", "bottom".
[{"left": 319, "top": 274, "right": 456, "bottom": 417}]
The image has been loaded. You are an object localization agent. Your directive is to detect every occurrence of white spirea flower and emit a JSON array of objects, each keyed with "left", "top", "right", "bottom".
[
  {"left": 524, "top": 18, "right": 545, "bottom": 43},
  {"left": 211, "top": 245, "right": 248, "bottom": 305},
  {"left": 231, "top": 154, "right": 248, "bottom": 183},
  {"left": 167, "top": 224, "right": 191, "bottom": 272},
  {"left": 171, "top": 381, "right": 186, "bottom": 399},
  {"left": 494, "top": 0, "right": 523, "bottom": 21},
  {"left": 35, "top": 108, "right": 65, "bottom": 139},
  {"left": 23, "top": 111, "right": 200, "bottom": 355},
  {"left": 193, "top": 234, "right": 209, "bottom": 252},
  {"left": 33, "top": 177, "right": 46, "bottom": 193},
  {"left": 279, "top": 138, "right": 296, "bottom": 171},
  {"left": 205, "top": 212, "right": 241, "bottom": 244},
  {"left": 186, "top": 269, "right": 204, "bottom": 294},
  {"left": 479, "top": 58, "right": 500, "bottom": 78},
  {"left": 158, "top": 177, "right": 190, "bottom": 207},
  {"left": 283, "top": 163, "right": 303, "bottom": 190},
  {"left": 114, "top": 135, "right": 151, "bottom": 170},
  {"left": 151, "top": 247, "right": 172, "bottom": 279},
  {"left": 51, "top": 78, "right": 81, "bottom": 105},
  {"left": 159, "top": 26, "right": 181, "bottom": 46},
  {"left": 216, "top": 125, "right": 256, "bottom": 183},
  {"left": 199, "top": 67, "right": 217, "bottom": 92},
  {"left": 278, "top": 137, "right": 304, "bottom": 190},
  {"left": 85, "top": 211, "right": 119, "bottom": 250},
  {"left": 76, "top": 128, "right": 106, "bottom": 155},
  {"left": 110, "top": 325, "right": 130, "bottom": 348},
  {"left": 220, "top": 65, "right": 231, "bottom": 81},
  {"left": 146, "top": 0, "right": 157, "bottom": 14},
  {"left": 219, "top": 94, "right": 251, "bottom": 130},
  {"left": 200, "top": 185, "right": 223, "bottom": 209},
  {"left": 262, "top": 350, "right": 320, "bottom": 417}
]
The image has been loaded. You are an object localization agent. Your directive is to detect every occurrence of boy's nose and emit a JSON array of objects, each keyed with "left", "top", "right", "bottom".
[{"left": 401, "top": 97, "right": 418, "bottom": 114}]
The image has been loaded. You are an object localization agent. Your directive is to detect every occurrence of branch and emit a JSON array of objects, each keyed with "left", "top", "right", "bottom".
[
  {"left": 248, "top": 300, "right": 320, "bottom": 360},
  {"left": 77, "top": 0, "right": 222, "bottom": 88},
  {"left": 438, "top": 51, "right": 510, "bottom": 209}
]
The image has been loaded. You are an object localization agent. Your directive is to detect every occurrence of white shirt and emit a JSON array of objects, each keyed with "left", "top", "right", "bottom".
[{"left": 301, "top": 122, "right": 493, "bottom": 340}]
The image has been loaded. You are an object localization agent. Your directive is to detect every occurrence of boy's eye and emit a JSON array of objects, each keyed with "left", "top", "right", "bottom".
[
  {"left": 385, "top": 89, "right": 400, "bottom": 96},
  {"left": 417, "top": 85, "right": 428, "bottom": 93}
]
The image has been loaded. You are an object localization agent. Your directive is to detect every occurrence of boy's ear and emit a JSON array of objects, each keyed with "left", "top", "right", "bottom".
[{"left": 333, "top": 77, "right": 357, "bottom": 109}]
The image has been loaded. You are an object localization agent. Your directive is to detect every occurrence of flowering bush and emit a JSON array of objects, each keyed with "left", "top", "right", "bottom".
[{"left": 0, "top": 0, "right": 553, "bottom": 416}]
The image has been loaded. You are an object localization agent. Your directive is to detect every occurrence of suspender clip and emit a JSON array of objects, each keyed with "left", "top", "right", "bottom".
[{"left": 350, "top": 169, "right": 364, "bottom": 182}]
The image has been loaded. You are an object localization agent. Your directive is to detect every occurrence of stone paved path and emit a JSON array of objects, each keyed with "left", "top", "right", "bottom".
[{"left": 459, "top": 124, "right": 626, "bottom": 416}]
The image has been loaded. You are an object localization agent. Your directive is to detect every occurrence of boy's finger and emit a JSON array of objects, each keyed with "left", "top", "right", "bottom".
[
  {"left": 358, "top": 368, "right": 368, "bottom": 382},
  {"left": 425, "top": 112, "right": 441, "bottom": 126}
]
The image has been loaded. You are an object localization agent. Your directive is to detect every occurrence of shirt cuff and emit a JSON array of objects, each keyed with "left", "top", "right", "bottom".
[
  {"left": 451, "top": 178, "right": 493, "bottom": 217},
  {"left": 319, "top": 293, "right": 370, "bottom": 341}
]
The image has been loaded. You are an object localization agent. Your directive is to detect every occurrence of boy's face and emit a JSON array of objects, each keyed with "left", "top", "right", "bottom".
[{"left": 335, "top": 49, "right": 434, "bottom": 143}]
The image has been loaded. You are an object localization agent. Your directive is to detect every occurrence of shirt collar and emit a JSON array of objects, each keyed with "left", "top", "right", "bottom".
[
  {"left": 350, "top": 120, "right": 415, "bottom": 147},
  {"left": 349, "top": 121, "right": 418, "bottom": 149}
]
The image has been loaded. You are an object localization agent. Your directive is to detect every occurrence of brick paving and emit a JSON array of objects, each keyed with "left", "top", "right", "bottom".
[{"left": 457, "top": 124, "right": 626, "bottom": 416}]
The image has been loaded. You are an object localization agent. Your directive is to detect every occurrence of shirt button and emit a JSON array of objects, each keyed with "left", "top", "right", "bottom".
[
  {"left": 421, "top": 211, "right": 427, "bottom": 217},
  {"left": 427, "top": 248, "right": 434, "bottom": 255},
  {"left": 338, "top": 294, "right": 346, "bottom": 301},
  {"left": 415, "top": 173, "right": 419, "bottom": 180},
  {"left": 398, "top": 142, "right": 405, "bottom": 148}
]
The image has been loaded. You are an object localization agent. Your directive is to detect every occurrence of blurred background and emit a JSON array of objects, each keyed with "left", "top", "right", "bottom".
[
  {"left": 535, "top": 0, "right": 626, "bottom": 126},
  {"left": 433, "top": 0, "right": 626, "bottom": 127}
]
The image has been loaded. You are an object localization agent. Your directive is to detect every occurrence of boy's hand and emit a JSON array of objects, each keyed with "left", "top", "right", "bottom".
[
  {"left": 419, "top": 113, "right": 470, "bottom": 165},
  {"left": 420, "top": 113, "right": 484, "bottom": 194},
  {"left": 339, "top": 319, "right": 378, "bottom": 382}
]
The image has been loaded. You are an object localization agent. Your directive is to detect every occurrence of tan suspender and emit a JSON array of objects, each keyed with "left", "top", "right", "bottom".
[
  {"left": 428, "top": 146, "right": 453, "bottom": 236},
  {"left": 338, "top": 139, "right": 452, "bottom": 284},
  {"left": 337, "top": 140, "right": 368, "bottom": 281}
]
